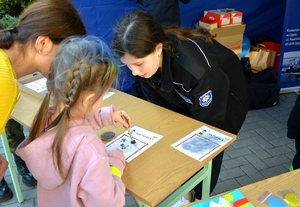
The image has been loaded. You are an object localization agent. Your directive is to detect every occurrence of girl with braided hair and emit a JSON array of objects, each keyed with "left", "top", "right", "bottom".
[{"left": 15, "top": 36, "right": 130, "bottom": 207}]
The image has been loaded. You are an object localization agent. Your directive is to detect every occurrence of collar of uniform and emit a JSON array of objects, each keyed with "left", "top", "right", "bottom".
[{"left": 143, "top": 50, "right": 173, "bottom": 93}]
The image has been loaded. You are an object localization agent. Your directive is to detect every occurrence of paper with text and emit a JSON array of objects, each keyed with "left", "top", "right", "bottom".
[
  {"left": 103, "top": 91, "right": 114, "bottom": 100},
  {"left": 106, "top": 126, "right": 163, "bottom": 162},
  {"left": 24, "top": 77, "right": 47, "bottom": 94},
  {"left": 171, "top": 126, "right": 232, "bottom": 162},
  {"left": 24, "top": 77, "right": 114, "bottom": 100}
]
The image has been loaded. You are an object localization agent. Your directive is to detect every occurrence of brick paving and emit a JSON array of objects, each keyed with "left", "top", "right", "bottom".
[{"left": 0, "top": 92, "right": 298, "bottom": 206}]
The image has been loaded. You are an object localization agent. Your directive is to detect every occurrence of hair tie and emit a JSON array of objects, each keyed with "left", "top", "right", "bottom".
[
  {"left": 12, "top": 26, "right": 18, "bottom": 34},
  {"left": 65, "top": 104, "right": 70, "bottom": 108}
]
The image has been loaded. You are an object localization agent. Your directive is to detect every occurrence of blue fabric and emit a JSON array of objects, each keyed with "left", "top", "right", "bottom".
[
  {"left": 71, "top": 0, "right": 136, "bottom": 92},
  {"left": 71, "top": 0, "right": 286, "bottom": 93}
]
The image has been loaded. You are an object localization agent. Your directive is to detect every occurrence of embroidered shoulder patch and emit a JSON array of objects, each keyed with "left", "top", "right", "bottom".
[{"left": 199, "top": 90, "right": 212, "bottom": 107}]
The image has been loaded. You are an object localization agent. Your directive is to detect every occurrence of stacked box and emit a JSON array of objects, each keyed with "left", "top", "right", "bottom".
[
  {"left": 198, "top": 17, "right": 218, "bottom": 30},
  {"left": 196, "top": 8, "right": 245, "bottom": 55},
  {"left": 195, "top": 23, "right": 246, "bottom": 55},
  {"left": 204, "top": 10, "right": 231, "bottom": 27},
  {"left": 219, "top": 9, "right": 243, "bottom": 24}
]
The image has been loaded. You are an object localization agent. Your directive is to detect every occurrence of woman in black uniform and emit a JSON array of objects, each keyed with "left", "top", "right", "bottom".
[{"left": 112, "top": 11, "right": 248, "bottom": 204}]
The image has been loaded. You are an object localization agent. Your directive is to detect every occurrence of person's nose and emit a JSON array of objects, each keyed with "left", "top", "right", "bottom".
[{"left": 130, "top": 67, "right": 140, "bottom": 76}]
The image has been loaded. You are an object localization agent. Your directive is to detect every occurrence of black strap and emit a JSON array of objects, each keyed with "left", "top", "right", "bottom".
[{"left": 175, "top": 39, "right": 210, "bottom": 80}]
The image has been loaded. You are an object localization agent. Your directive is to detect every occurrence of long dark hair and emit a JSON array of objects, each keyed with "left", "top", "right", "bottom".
[
  {"left": 111, "top": 11, "right": 213, "bottom": 59},
  {"left": 0, "top": 0, "right": 86, "bottom": 49}
]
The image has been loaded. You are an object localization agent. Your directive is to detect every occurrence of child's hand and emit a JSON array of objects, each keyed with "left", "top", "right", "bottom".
[
  {"left": 0, "top": 155, "right": 8, "bottom": 179},
  {"left": 110, "top": 149, "right": 125, "bottom": 159},
  {"left": 113, "top": 110, "right": 131, "bottom": 129}
]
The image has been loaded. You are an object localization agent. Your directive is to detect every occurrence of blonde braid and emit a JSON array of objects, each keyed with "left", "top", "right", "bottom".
[{"left": 46, "top": 35, "right": 119, "bottom": 180}]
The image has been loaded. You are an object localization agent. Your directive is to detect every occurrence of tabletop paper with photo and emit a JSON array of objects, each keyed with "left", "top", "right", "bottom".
[
  {"left": 171, "top": 126, "right": 233, "bottom": 162},
  {"left": 106, "top": 126, "right": 163, "bottom": 162}
]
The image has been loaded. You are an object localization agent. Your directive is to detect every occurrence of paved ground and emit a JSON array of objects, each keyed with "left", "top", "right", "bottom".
[{"left": 0, "top": 92, "right": 298, "bottom": 206}]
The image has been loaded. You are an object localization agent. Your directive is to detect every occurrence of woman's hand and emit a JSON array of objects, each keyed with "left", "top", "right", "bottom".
[{"left": 113, "top": 110, "right": 132, "bottom": 129}]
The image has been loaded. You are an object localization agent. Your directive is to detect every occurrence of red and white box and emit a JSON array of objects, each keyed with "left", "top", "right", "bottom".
[
  {"left": 204, "top": 10, "right": 231, "bottom": 27},
  {"left": 198, "top": 17, "right": 218, "bottom": 30},
  {"left": 219, "top": 9, "right": 243, "bottom": 24}
]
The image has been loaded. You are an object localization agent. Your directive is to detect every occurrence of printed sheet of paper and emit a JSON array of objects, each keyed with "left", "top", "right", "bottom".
[
  {"left": 106, "top": 126, "right": 163, "bottom": 162},
  {"left": 171, "top": 126, "right": 232, "bottom": 162},
  {"left": 24, "top": 77, "right": 115, "bottom": 100},
  {"left": 103, "top": 91, "right": 115, "bottom": 100},
  {"left": 24, "top": 77, "right": 47, "bottom": 94}
]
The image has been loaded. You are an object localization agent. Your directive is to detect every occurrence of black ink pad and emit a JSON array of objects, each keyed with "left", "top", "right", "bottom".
[{"left": 100, "top": 131, "right": 115, "bottom": 141}]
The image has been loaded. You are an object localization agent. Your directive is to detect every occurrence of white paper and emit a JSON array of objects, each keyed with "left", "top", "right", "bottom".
[
  {"left": 24, "top": 77, "right": 115, "bottom": 99},
  {"left": 103, "top": 91, "right": 115, "bottom": 100},
  {"left": 24, "top": 77, "right": 47, "bottom": 94},
  {"left": 171, "top": 126, "right": 232, "bottom": 162},
  {"left": 106, "top": 126, "right": 163, "bottom": 162}
]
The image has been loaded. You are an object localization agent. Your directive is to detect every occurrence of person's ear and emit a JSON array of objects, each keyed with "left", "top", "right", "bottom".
[
  {"left": 155, "top": 43, "right": 163, "bottom": 57},
  {"left": 82, "top": 93, "right": 95, "bottom": 108},
  {"left": 35, "top": 36, "right": 54, "bottom": 55}
]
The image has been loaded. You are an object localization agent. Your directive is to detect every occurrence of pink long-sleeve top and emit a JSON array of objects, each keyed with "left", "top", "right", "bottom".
[{"left": 16, "top": 105, "right": 126, "bottom": 207}]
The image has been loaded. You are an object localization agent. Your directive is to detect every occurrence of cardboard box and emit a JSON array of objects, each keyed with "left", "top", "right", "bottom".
[
  {"left": 195, "top": 24, "right": 246, "bottom": 55},
  {"left": 198, "top": 17, "right": 218, "bottom": 30},
  {"left": 219, "top": 9, "right": 243, "bottom": 24},
  {"left": 204, "top": 10, "right": 231, "bottom": 27},
  {"left": 18, "top": 73, "right": 47, "bottom": 100}
]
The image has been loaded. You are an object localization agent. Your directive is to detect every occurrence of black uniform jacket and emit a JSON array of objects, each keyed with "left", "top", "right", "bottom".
[
  {"left": 137, "top": 36, "right": 248, "bottom": 135},
  {"left": 287, "top": 93, "right": 300, "bottom": 139}
]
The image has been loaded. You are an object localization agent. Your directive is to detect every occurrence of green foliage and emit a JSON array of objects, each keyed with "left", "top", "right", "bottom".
[
  {"left": 0, "top": 14, "right": 18, "bottom": 29},
  {"left": 0, "top": 0, "right": 37, "bottom": 29},
  {"left": 0, "top": 0, "right": 36, "bottom": 17}
]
